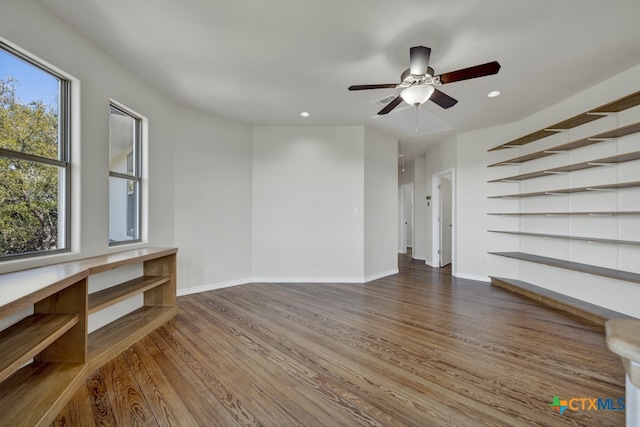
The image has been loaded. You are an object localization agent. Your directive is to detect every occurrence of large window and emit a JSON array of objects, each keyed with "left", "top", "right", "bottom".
[
  {"left": 0, "top": 42, "right": 70, "bottom": 260},
  {"left": 109, "top": 103, "right": 141, "bottom": 244}
]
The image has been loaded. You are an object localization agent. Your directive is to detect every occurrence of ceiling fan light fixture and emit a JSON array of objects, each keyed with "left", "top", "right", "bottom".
[{"left": 400, "top": 85, "right": 435, "bottom": 106}]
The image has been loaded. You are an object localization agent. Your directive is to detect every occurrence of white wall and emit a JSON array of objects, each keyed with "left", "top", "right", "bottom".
[
  {"left": 364, "top": 127, "right": 398, "bottom": 280},
  {"left": 173, "top": 106, "right": 253, "bottom": 294},
  {"left": 252, "top": 126, "right": 365, "bottom": 281},
  {"left": 457, "top": 123, "right": 517, "bottom": 280},
  {"left": 0, "top": 0, "right": 176, "bottom": 273},
  {"left": 252, "top": 125, "right": 397, "bottom": 282}
]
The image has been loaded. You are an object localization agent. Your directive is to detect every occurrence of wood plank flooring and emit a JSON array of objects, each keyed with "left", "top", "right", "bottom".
[{"left": 52, "top": 255, "right": 626, "bottom": 426}]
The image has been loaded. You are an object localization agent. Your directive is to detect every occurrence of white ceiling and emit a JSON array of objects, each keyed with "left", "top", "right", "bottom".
[{"left": 39, "top": 0, "right": 640, "bottom": 163}]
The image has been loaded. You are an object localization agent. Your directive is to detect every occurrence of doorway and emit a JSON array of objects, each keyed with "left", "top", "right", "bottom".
[
  {"left": 439, "top": 176, "right": 452, "bottom": 267},
  {"left": 400, "top": 183, "right": 414, "bottom": 255},
  {"left": 432, "top": 169, "right": 454, "bottom": 269}
]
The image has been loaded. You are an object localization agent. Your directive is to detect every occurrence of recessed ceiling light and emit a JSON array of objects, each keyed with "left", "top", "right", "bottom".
[
  {"left": 300, "top": 111, "right": 310, "bottom": 117},
  {"left": 487, "top": 91, "right": 501, "bottom": 98}
]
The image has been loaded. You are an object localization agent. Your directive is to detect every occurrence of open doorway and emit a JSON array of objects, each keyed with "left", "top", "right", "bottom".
[
  {"left": 432, "top": 169, "right": 454, "bottom": 269},
  {"left": 400, "top": 182, "right": 414, "bottom": 255}
]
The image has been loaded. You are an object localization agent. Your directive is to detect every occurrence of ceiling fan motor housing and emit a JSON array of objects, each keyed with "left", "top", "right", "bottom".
[{"left": 401, "top": 67, "right": 435, "bottom": 83}]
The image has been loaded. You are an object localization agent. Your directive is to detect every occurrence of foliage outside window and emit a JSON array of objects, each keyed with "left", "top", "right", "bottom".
[
  {"left": 109, "top": 104, "right": 141, "bottom": 244},
  {"left": 0, "top": 43, "right": 70, "bottom": 260}
]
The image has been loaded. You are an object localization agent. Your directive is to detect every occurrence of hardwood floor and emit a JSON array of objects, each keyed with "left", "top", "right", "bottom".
[{"left": 53, "top": 255, "right": 626, "bottom": 426}]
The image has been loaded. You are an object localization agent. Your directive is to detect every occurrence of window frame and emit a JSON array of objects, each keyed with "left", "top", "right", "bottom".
[
  {"left": 0, "top": 41, "right": 71, "bottom": 261},
  {"left": 108, "top": 102, "right": 142, "bottom": 246}
]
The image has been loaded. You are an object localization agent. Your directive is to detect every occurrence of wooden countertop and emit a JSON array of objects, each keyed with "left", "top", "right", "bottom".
[
  {"left": 0, "top": 247, "right": 177, "bottom": 317},
  {"left": 606, "top": 319, "right": 640, "bottom": 388}
]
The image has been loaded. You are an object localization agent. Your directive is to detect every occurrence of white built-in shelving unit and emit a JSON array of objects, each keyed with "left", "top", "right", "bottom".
[{"left": 487, "top": 91, "right": 640, "bottom": 310}]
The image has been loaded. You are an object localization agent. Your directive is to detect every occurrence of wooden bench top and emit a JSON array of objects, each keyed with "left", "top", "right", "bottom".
[
  {"left": 0, "top": 247, "right": 177, "bottom": 317},
  {"left": 606, "top": 319, "right": 640, "bottom": 388}
]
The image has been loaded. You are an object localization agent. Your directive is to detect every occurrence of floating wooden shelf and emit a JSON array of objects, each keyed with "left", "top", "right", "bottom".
[
  {"left": 0, "top": 247, "right": 177, "bottom": 427},
  {"left": 491, "top": 277, "right": 632, "bottom": 326},
  {"left": 487, "top": 121, "right": 640, "bottom": 167},
  {"left": 488, "top": 230, "right": 640, "bottom": 246},
  {"left": 488, "top": 90, "right": 640, "bottom": 151},
  {"left": 488, "top": 211, "right": 640, "bottom": 216},
  {"left": 488, "top": 151, "right": 640, "bottom": 182},
  {"left": 489, "top": 251, "right": 640, "bottom": 285},
  {"left": 489, "top": 180, "right": 640, "bottom": 199}
]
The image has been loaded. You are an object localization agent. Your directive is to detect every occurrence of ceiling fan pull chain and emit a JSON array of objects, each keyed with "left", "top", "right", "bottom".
[{"left": 415, "top": 105, "right": 419, "bottom": 133}]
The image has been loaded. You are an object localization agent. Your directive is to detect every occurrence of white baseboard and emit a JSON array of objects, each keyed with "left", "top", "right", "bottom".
[
  {"left": 424, "top": 259, "right": 437, "bottom": 268},
  {"left": 178, "top": 269, "right": 402, "bottom": 296},
  {"left": 252, "top": 276, "right": 364, "bottom": 284},
  {"left": 177, "top": 277, "right": 252, "bottom": 296},
  {"left": 364, "top": 268, "right": 399, "bottom": 283},
  {"left": 453, "top": 271, "right": 490, "bottom": 282}
]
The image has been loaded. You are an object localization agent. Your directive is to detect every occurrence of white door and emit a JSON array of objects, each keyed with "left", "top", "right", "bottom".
[{"left": 439, "top": 176, "right": 452, "bottom": 267}]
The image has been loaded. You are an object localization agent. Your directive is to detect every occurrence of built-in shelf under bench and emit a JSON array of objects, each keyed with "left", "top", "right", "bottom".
[
  {"left": 0, "top": 247, "right": 177, "bottom": 427},
  {"left": 491, "top": 276, "right": 632, "bottom": 326}
]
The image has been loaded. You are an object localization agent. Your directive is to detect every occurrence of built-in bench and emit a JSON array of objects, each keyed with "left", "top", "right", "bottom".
[
  {"left": 490, "top": 276, "right": 633, "bottom": 326},
  {"left": 0, "top": 247, "right": 178, "bottom": 427}
]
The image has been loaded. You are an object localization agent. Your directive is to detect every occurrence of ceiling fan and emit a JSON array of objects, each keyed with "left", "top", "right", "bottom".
[{"left": 348, "top": 46, "right": 501, "bottom": 115}]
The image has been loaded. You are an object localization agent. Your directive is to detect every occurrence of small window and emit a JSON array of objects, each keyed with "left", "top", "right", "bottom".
[
  {"left": 108, "top": 104, "right": 141, "bottom": 244},
  {"left": 0, "top": 42, "right": 71, "bottom": 260}
]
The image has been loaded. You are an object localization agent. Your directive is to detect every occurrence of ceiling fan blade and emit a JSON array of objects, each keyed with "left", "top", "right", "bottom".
[
  {"left": 430, "top": 88, "right": 458, "bottom": 109},
  {"left": 377, "top": 96, "right": 404, "bottom": 115},
  {"left": 438, "top": 61, "right": 501, "bottom": 84},
  {"left": 348, "top": 84, "right": 398, "bottom": 91},
  {"left": 410, "top": 46, "right": 431, "bottom": 76}
]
